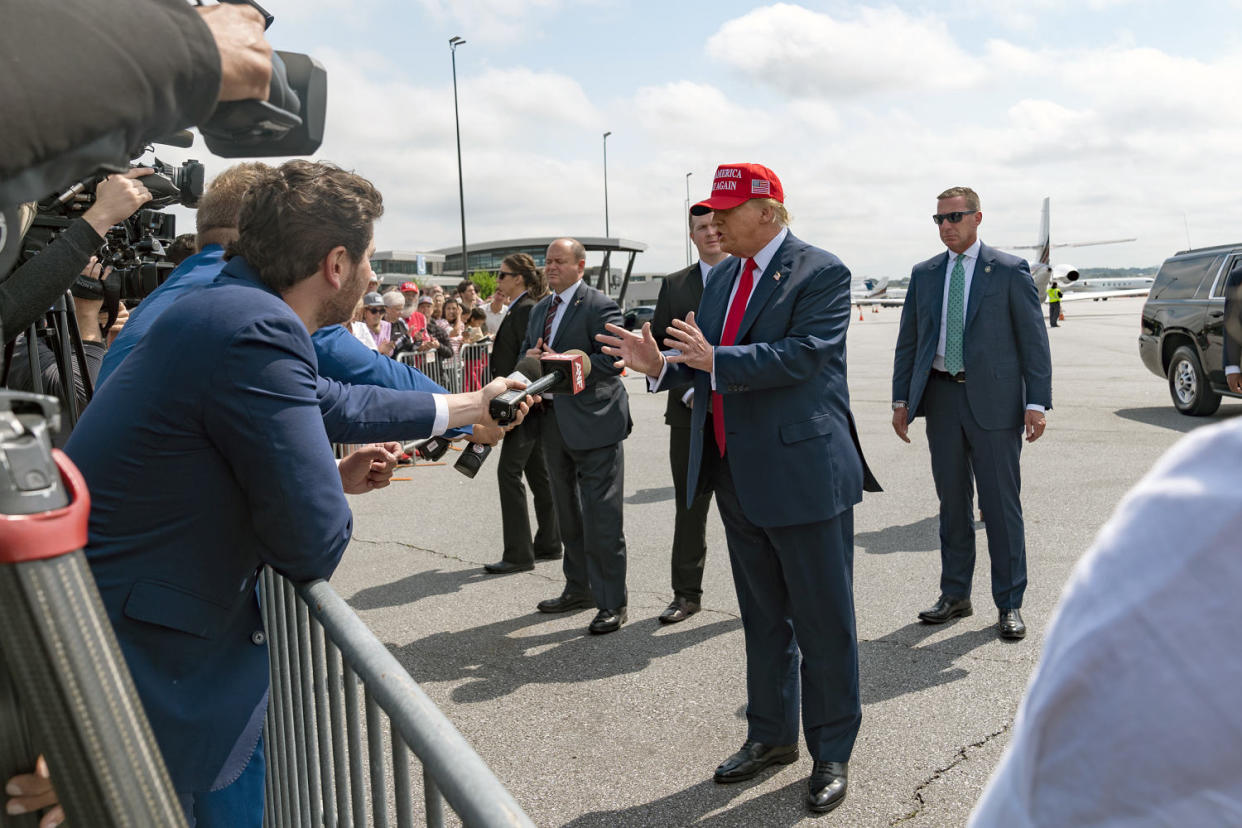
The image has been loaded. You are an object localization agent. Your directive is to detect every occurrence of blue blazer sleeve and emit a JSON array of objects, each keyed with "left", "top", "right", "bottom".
[
  {"left": 1009, "top": 259, "right": 1053, "bottom": 409},
  {"left": 312, "top": 325, "right": 467, "bottom": 437},
  {"left": 892, "top": 265, "right": 921, "bottom": 402},
  {"left": 202, "top": 315, "right": 352, "bottom": 583},
  {"left": 713, "top": 259, "right": 852, "bottom": 391}
]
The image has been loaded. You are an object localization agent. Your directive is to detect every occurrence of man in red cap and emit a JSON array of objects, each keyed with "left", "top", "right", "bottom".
[{"left": 599, "top": 163, "right": 878, "bottom": 815}]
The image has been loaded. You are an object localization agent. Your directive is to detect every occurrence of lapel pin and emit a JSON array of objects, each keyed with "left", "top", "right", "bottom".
[
  {"left": 984, "top": 265, "right": 992, "bottom": 274},
  {"left": 773, "top": 272, "right": 782, "bottom": 282}
]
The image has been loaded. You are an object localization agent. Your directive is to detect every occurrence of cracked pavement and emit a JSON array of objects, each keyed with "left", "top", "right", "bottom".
[{"left": 332, "top": 300, "right": 1205, "bottom": 826}]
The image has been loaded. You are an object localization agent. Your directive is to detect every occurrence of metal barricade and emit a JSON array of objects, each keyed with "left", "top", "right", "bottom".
[
  {"left": 398, "top": 351, "right": 462, "bottom": 394},
  {"left": 458, "top": 342, "right": 491, "bottom": 392},
  {"left": 259, "top": 568, "right": 533, "bottom": 828}
]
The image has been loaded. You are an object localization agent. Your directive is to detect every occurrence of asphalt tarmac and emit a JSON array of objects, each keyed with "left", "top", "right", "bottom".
[{"left": 337, "top": 297, "right": 1234, "bottom": 827}]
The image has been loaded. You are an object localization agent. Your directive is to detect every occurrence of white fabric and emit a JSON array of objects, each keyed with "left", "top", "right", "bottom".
[
  {"left": 350, "top": 321, "right": 378, "bottom": 351},
  {"left": 431, "top": 396, "right": 449, "bottom": 436},
  {"left": 483, "top": 301, "right": 507, "bottom": 335},
  {"left": 969, "top": 420, "right": 1242, "bottom": 827}
]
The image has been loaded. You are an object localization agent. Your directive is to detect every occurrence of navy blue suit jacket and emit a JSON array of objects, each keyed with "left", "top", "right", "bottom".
[
  {"left": 892, "top": 243, "right": 1052, "bottom": 430},
  {"left": 66, "top": 258, "right": 441, "bottom": 793},
  {"left": 658, "top": 232, "right": 877, "bottom": 528}
]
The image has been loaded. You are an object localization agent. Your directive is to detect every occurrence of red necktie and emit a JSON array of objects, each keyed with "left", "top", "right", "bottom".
[
  {"left": 542, "top": 295, "right": 562, "bottom": 346},
  {"left": 712, "top": 257, "right": 757, "bottom": 457}
]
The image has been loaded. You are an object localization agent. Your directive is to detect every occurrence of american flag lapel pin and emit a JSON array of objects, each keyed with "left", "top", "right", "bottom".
[{"left": 773, "top": 271, "right": 782, "bottom": 282}]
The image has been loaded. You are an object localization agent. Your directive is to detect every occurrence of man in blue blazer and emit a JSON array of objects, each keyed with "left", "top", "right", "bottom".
[
  {"left": 522, "top": 238, "right": 632, "bottom": 634},
  {"left": 65, "top": 161, "right": 525, "bottom": 824},
  {"left": 600, "top": 164, "right": 879, "bottom": 815},
  {"left": 891, "top": 186, "right": 1052, "bottom": 641}
]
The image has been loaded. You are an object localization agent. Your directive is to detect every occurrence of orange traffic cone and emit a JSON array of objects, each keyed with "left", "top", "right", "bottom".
[{"left": 858, "top": 306, "right": 864, "bottom": 321}]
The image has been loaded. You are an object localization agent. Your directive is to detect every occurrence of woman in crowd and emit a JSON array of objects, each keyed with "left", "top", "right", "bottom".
[{"left": 442, "top": 297, "right": 465, "bottom": 353}]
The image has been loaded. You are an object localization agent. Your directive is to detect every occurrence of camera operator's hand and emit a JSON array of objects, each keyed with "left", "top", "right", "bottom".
[
  {"left": 197, "top": 4, "right": 273, "bottom": 103},
  {"left": 107, "top": 302, "right": 130, "bottom": 348},
  {"left": 339, "top": 442, "right": 401, "bottom": 494},
  {"left": 5, "top": 755, "right": 63, "bottom": 828},
  {"left": 73, "top": 257, "right": 110, "bottom": 344},
  {"left": 83, "top": 168, "right": 153, "bottom": 236}
]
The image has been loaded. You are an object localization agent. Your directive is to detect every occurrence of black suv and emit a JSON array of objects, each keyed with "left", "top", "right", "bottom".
[{"left": 1139, "top": 243, "right": 1242, "bottom": 415}]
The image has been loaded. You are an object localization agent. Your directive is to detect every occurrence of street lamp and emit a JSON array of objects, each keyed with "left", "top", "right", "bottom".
[
  {"left": 603, "top": 131, "right": 612, "bottom": 237},
  {"left": 449, "top": 36, "right": 468, "bottom": 279},
  {"left": 684, "top": 172, "right": 693, "bottom": 266}
]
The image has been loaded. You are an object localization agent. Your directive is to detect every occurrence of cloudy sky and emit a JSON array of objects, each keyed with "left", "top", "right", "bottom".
[{"left": 173, "top": 1, "right": 1242, "bottom": 279}]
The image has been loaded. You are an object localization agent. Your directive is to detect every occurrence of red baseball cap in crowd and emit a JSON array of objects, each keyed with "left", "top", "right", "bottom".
[
  {"left": 690, "top": 163, "right": 784, "bottom": 215},
  {"left": 399, "top": 281, "right": 420, "bottom": 293}
]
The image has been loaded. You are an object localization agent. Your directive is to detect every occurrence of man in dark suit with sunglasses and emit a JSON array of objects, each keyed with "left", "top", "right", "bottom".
[{"left": 891, "top": 186, "right": 1052, "bottom": 641}]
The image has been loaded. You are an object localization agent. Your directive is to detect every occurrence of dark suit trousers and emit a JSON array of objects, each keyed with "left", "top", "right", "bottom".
[
  {"left": 923, "top": 376, "right": 1027, "bottom": 609},
  {"left": 541, "top": 404, "right": 627, "bottom": 610},
  {"left": 668, "top": 424, "right": 717, "bottom": 601},
  {"left": 1048, "top": 301, "right": 1060, "bottom": 327},
  {"left": 713, "top": 453, "right": 861, "bottom": 762},
  {"left": 497, "top": 407, "right": 561, "bottom": 565}
]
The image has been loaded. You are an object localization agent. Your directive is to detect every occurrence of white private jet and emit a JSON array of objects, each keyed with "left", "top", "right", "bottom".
[
  {"left": 1012, "top": 197, "right": 1147, "bottom": 302},
  {"left": 853, "top": 198, "right": 1145, "bottom": 309},
  {"left": 851, "top": 277, "right": 906, "bottom": 306}
]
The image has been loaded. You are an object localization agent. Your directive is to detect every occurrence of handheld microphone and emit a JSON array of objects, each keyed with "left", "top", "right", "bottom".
[
  {"left": 489, "top": 350, "right": 591, "bottom": 425},
  {"left": 402, "top": 435, "right": 450, "bottom": 462}
]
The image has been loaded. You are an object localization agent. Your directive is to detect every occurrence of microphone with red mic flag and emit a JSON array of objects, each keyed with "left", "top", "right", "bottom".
[{"left": 488, "top": 349, "right": 590, "bottom": 426}]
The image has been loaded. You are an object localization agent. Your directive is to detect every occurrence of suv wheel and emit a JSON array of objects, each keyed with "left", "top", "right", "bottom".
[{"left": 1168, "top": 345, "right": 1222, "bottom": 416}]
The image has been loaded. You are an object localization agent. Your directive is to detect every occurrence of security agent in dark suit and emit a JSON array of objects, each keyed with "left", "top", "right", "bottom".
[
  {"left": 483, "top": 253, "right": 562, "bottom": 574},
  {"left": 1222, "top": 260, "right": 1242, "bottom": 393},
  {"left": 891, "top": 186, "right": 1053, "bottom": 641},
  {"left": 650, "top": 210, "right": 730, "bottom": 623},
  {"left": 524, "top": 238, "right": 632, "bottom": 635},
  {"left": 600, "top": 164, "right": 880, "bottom": 815}
]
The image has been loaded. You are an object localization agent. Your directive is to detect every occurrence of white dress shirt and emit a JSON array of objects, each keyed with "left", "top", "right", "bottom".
[
  {"left": 969, "top": 419, "right": 1242, "bottom": 827},
  {"left": 545, "top": 278, "right": 583, "bottom": 347}
]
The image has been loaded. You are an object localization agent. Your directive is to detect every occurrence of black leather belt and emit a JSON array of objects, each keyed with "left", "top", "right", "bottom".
[{"left": 931, "top": 369, "right": 966, "bottom": 383}]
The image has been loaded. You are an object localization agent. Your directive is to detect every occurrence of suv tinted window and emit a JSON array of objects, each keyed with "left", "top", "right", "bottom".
[
  {"left": 1211, "top": 255, "right": 1242, "bottom": 298},
  {"left": 1151, "top": 254, "right": 1222, "bottom": 301}
]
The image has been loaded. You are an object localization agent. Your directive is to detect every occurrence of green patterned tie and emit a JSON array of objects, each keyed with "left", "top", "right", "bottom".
[{"left": 944, "top": 253, "right": 966, "bottom": 374}]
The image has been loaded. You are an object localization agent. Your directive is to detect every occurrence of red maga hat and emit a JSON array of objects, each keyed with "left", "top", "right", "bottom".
[
  {"left": 399, "top": 281, "right": 420, "bottom": 293},
  {"left": 690, "top": 163, "right": 784, "bottom": 215}
]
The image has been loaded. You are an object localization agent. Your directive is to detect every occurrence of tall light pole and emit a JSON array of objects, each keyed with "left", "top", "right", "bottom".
[
  {"left": 449, "top": 36, "right": 468, "bottom": 278},
  {"left": 602, "top": 131, "right": 612, "bottom": 237},
  {"left": 684, "top": 172, "right": 693, "bottom": 266}
]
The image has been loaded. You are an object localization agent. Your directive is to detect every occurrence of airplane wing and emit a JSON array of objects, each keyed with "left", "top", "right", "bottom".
[
  {"left": 855, "top": 297, "right": 906, "bottom": 307},
  {"left": 1011, "top": 239, "right": 1137, "bottom": 250},
  {"left": 1057, "top": 288, "right": 1150, "bottom": 302}
]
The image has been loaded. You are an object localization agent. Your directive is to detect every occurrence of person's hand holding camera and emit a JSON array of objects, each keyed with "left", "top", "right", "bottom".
[
  {"left": 82, "top": 169, "right": 154, "bottom": 236},
  {"left": 196, "top": 3, "right": 273, "bottom": 103},
  {"left": 72, "top": 256, "right": 111, "bottom": 344}
]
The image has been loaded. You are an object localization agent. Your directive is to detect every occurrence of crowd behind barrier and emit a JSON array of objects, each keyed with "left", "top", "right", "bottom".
[
  {"left": 398, "top": 340, "right": 492, "bottom": 395},
  {"left": 258, "top": 568, "right": 535, "bottom": 828}
]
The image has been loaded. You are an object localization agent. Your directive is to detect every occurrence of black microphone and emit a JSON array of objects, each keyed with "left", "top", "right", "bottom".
[
  {"left": 489, "top": 351, "right": 591, "bottom": 425},
  {"left": 402, "top": 435, "right": 450, "bottom": 462}
]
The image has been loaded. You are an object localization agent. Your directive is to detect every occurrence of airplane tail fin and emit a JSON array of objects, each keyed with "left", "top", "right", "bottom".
[{"left": 1036, "top": 197, "right": 1051, "bottom": 267}]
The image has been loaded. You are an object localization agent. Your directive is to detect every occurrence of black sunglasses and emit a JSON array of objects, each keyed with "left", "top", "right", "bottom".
[
  {"left": 365, "top": 307, "right": 385, "bottom": 314},
  {"left": 497, "top": 270, "right": 515, "bottom": 279},
  {"left": 932, "top": 211, "right": 976, "bottom": 225}
]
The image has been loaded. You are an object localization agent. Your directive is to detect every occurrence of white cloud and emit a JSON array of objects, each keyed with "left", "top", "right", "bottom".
[{"left": 706, "top": 4, "right": 983, "bottom": 98}]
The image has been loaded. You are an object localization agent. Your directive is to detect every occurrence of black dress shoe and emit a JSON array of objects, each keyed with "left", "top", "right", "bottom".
[
  {"left": 533, "top": 550, "right": 563, "bottom": 561},
  {"left": 998, "top": 608, "right": 1027, "bottom": 640},
  {"left": 658, "top": 597, "right": 701, "bottom": 624},
  {"left": 588, "top": 607, "right": 626, "bottom": 634},
  {"left": 483, "top": 560, "right": 533, "bottom": 575},
  {"left": 713, "top": 740, "right": 798, "bottom": 783},
  {"left": 918, "top": 595, "right": 973, "bottom": 624},
  {"left": 807, "top": 761, "right": 848, "bottom": 813},
  {"left": 536, "top": 592, "right": 593, "bottom": 613}
]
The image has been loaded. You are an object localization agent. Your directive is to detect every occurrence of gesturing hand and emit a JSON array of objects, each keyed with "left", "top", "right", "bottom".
[
  {"left": 596, "top": 322, "right": 664, "bottom": 377},
  {"left": 525, "top": 337, "right": 554, "bottom": 361},
  {"left": 339, "top": 442, "right": 401, "bottom": 494},
  {"left": 663, "top": 312, "right": 714, "bottom": 372}
]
